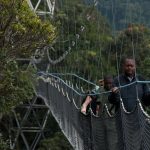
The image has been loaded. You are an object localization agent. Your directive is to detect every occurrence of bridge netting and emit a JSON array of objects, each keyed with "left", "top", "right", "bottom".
[
  {"left": 24, "top": 0, "right": 150, "bottom": 149},
  {"left": 36, "top": 72, "right": 150, "bottom": 150}
]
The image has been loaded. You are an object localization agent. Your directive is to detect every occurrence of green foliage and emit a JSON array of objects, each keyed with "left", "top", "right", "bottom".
[
  {"left": 49, "top": 0, "right": 113, "bottom": 81},
  {"left": 0, "top": 61, "right": 34, "bottom": 114},
  {"left": 97, "top": 0, "right": 150, "bottom": 30},
  {"left": 107, "top": 24, "right": 150, "bottom": 77},
  {"left": 0, "top": 0, "right": 56, "bottom": 58},
  {"left": 0, "top": 136, "right": 10, "bottom": 150},
  {"left": 38, "top": 132, "right": 73, "bottom": 150},
  {"left": 140, "top": 57, "right": 150, "bottom": 79},
  {"left": 0, "top": 0, "right": 56, "bottom": 114},
  {"left": 0, "top": 0, "right": 56, "bottom": 149}
]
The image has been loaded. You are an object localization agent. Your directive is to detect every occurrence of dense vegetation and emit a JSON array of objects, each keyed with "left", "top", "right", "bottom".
[
  {"left": 47, "top": 0, "right": 113, "bottom": 82},
  {"left": 0, "top": 0, "right": 55, "bottom": 113},
  {"left": 107, "top": 24, "right": 150, "bottom": 78},
  {"left": 0, "top": 0, "right": 55, "bottom": 148},
  {"left": 94, "top": 0, "right": 150, "bottom": 30}
]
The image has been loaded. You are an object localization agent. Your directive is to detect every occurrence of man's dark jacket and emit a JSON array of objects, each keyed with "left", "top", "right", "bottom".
[{"left": 108, "top": 74, "right": 150, "bottom": 112}]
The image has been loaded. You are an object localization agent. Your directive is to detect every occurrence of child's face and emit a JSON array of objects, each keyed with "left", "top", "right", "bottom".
[
  {"left": 104, "top": 79, "right": 113, "bottom": 91},
  {"left": 98, "top": 80, "right": 104, "bottom": 87}
]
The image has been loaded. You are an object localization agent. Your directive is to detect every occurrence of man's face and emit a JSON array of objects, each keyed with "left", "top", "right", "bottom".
[{"left": 123, "top": 59, "right": 135, "bottom": 77}]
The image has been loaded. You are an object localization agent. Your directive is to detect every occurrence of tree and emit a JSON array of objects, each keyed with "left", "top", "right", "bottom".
[
  {"left": 96, "top": 0, "right": 150, "bottom": 30},
  {"left": 0, "top": 0, "right": 55, "bottom": 114},
  {"left": 38, "top": 132, "right": 73, "bottom": 150},
  {"left": 107, "top": 24, "right": 150, "bottom": 78},
  {"left": 0, "top": 136, "right": 9, "bottom": 150},
  {"left": 0, "top": 0, "right": 56, "bottom": 148}
]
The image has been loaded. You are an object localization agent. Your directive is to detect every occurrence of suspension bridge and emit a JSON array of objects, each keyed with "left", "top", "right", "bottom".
[{"left": 7, "top": 0, "right": 150, "bottom": 150}]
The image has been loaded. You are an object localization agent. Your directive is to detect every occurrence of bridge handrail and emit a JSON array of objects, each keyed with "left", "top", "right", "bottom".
[
  {"left": 37, "top": 72, "right": 150, "bottom": 96},
  {"left": 51, "top": 72, "right": 98, "bottom": 86}
]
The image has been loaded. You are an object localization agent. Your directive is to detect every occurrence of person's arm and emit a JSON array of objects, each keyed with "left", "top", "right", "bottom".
[
  {"left": 108, "top": 88, "right": 120, "bottom": 105},
  {"left": 138, "top": 75, "right": 150, "bottom": 106},
  {"left": 108, "top": 77, "right": 120, "bottom": 105},
  {"left": 142, "top": 83, "right": 150, "bottom": 106}
]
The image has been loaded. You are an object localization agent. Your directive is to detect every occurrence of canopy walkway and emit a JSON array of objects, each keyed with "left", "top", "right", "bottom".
[
  {"left": 7, "top": 0, "right": 150, "bottom": 149},
  {"left": 9, "top": 71, "right": 150, "bottom": 150},
  {"left": 35, "top": 72, "right": 150, "bottom": 150}
]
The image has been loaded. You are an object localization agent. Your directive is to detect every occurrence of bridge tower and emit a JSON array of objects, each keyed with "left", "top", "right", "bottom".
[{"left": 27, "top": 0, "right": 55, "bottom": 17}]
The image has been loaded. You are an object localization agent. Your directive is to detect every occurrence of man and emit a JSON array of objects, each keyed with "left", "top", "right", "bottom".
[{"left": 109, "top": 58, "right": 150, "bottom": 112}]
